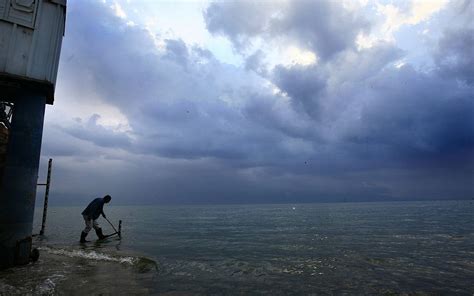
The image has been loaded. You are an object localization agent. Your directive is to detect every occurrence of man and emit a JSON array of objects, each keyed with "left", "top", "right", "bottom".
[{"left": 80, "top": 195, "right": 112, "bottom": 243}]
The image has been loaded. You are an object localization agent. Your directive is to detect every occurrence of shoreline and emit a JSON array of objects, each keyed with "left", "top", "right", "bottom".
[{"left": 0, "top": 242, "right": 158, "bottom": 295}]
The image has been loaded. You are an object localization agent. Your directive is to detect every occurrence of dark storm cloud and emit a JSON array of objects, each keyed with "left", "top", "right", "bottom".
[
  {"left": 435, "top": 28, "right": 474, "bottom": 84},
  {"left": 273, "top": 64, "right": 326, "bottom": 118},
  {"left": 242, "top": 91, "right": 315, "bottom": 140},
  {"left": 41, "top": 124, "right": 92, "bottom": 157},
  {"left": 60, "top": 114, "right": 131, "bottom": 149},
  {"left": 58, "top": 2, "right": 294, "bottom": 164},
  {"left": 163, "top": 39, "right": 189, "bottom": 68},
  {"left": 42, "top": 0, "right": 474, "bottom": 204},
  {"left": 341, "top": 65, "right": 474, "bottom": 167},
  {"left": 244, "top": 50, "right": 266, "bottom": 74},
  {"left": 204, "top": 0, "right": 369, "bottom": 60},
  {"left": 204, "top": 1, "right": 274, "bottom": 49},
  {"left": 432, "top": 0, "right": 474, "bottom": 84},
  {"left": 253, "top": 43, "right": 403, "bottom": 139},
  {"left": 269, "top": 1, "right": 369, "bottom": 60}
]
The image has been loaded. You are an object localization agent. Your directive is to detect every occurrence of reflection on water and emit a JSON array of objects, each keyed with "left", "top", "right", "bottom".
[{"left": 1, "top": 200, "right": 473, "bottom": 294}]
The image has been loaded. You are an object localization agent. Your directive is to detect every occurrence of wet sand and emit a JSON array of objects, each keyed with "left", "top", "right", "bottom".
[{"left": 0, "top": 244, "right": 158, "bottom": 295}]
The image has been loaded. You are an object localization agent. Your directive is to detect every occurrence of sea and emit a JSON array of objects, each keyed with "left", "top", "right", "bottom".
[{"left": 1, "top": 200, "right": 473, "bottom": 295}]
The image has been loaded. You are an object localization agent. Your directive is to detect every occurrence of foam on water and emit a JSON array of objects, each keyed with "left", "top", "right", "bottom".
[
  {"left": 36, "top": 278, "right": 56, "bottom": 295},
  {"left": 0, "top": 244, "right": 158, "bottom": 295},
  {"left": 39, "top": 246, "right": 137, "bottom": 264}
]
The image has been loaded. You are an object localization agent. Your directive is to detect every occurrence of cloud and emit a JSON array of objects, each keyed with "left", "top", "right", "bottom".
[
  {"left": 204, "top": 0, "right": 369, "bottom": 60},
  {"left": 60, "top": 114, "right": 132, "bottom": 149},
  {"left": 39, "top": 0, "right": 474, "bottom": 204},
  {"left": 342, "top": 64, "right": 474, "bottom": 165},
  {"left": 272, "top": 64, "right": 327, "bottom": 118},
  {"left": 204, "top": 1, "right": 276, "bottom": 50},
  {"left": 376, "top": 0, "right": 448, "bottom": 40},
  {"left": 270, "top": 0, "right": 370, "bottom": 60},
  {"left": 435, "top": 28, "right": 474, "bottom": 84},
  {"left": 163, "top": 39, "right": 189, "bottom": 68}
]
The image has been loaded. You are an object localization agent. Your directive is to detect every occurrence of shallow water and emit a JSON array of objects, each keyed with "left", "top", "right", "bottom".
[
  {"left": 0, "top": 243, "right": 157, "bottom": 295},
  {"left": 2, "top": 200, "right": 474, "bottom": 294}
]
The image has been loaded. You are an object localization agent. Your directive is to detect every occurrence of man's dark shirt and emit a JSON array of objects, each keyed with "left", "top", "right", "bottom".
[{"left": 82, "top": 198, "right": 105, "bottom": 220}]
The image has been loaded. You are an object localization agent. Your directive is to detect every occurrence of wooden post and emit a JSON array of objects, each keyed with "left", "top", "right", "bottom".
[
  {"left": 39, "top": 159, "right": 52, "bottom": 236},
  {"left": 118, "top": 220, "right": 122, "bottom": 238}
]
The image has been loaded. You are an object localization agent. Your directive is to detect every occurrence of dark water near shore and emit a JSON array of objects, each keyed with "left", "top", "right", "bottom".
[{"left": 2, "top": 200, "right": 474, "bottom": 294}]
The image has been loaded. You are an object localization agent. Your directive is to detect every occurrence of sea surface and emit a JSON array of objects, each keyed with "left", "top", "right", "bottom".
[{"left": 2, "top": 200, "right": 474, "bottom": 295}]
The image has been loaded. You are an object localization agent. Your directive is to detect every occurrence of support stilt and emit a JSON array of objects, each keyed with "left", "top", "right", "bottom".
[{"left": 0, "top": 92, "right": 46, "bottom": 269}]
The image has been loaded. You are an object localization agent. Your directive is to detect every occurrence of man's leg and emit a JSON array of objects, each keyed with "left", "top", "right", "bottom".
[
  {"left": 80, "top": 216, "right": 92, "bottom": 243},
  {"left": 93, "top": 220, "right": 105, "bottom": 240}
]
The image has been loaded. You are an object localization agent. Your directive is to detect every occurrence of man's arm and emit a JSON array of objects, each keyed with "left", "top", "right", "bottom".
[{"left": 100, "top": 202, "right": 106, "bottom": 218}]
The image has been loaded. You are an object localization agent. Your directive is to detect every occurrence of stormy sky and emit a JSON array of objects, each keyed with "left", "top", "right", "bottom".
[{"left": 37, "top": 0, "right": 473, "bottom": 205}]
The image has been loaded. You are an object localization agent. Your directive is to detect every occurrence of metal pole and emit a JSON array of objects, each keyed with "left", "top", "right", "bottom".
[{"left": 39, "top": 159, "right": 52, "bottom": 236}]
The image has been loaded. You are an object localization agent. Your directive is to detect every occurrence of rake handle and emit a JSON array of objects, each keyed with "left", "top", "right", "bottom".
[{"left": 104, "top": 217, "right": 118, "bottom": 233}]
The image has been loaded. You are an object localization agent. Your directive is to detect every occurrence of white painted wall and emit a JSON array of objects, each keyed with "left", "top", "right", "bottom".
[{"left": 0, "top": 0, "right": 66, "bottom": 86}]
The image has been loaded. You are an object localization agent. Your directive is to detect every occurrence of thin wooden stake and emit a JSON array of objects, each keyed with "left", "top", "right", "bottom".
[
  {"left": 118, "top": 220, "right": 122, "bottom": 238},
  {"left": 39, "top": 158, "right": 52, "bottom": 236}
]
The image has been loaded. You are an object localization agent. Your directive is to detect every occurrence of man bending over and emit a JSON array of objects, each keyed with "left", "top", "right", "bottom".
[{"left": 80, "top": 195, "right": 112, "bottom": 243}]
